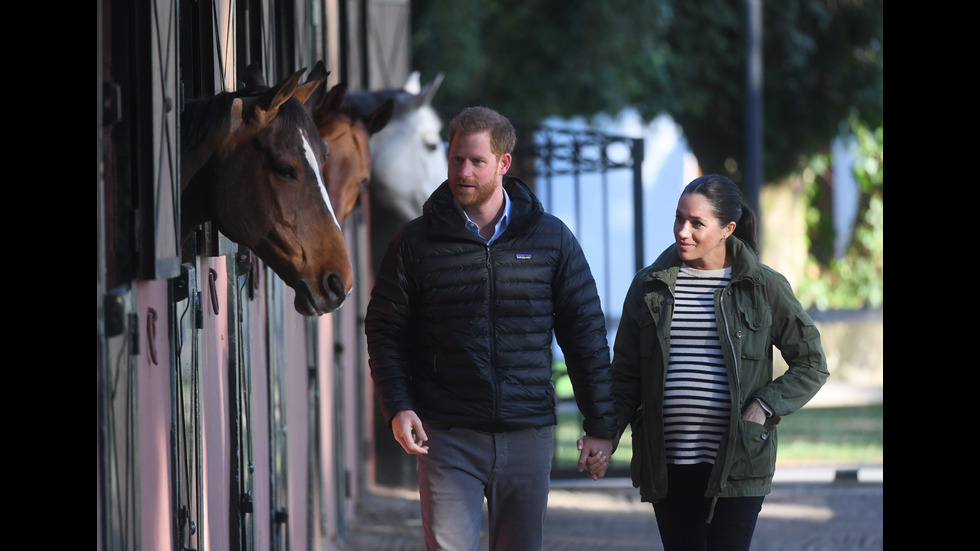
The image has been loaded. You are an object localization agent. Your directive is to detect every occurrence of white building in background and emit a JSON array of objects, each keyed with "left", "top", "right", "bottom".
[
  {"left": 538, "top": 109, "right": 860, "bottom": 355},
  {"left": 543, "top": 108, "right": 860, "bottom": 263},
  {"left": 537, "top": 110, "right": 698, "bottom": 324}
]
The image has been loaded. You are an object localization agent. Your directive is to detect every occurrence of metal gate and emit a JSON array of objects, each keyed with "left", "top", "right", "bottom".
[{"left": 520, "top": 125, "right": 645, "bottom": 480}]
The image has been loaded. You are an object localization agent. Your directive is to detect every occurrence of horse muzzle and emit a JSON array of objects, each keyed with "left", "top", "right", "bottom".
[
  {"left": 252, "top": 233, "right": 353, "bottom": 316},
  {"left": 293, "top": 275, "right": 349, "bottom": 316}
]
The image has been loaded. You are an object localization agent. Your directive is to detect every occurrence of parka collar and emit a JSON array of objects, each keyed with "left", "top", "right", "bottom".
[{"left": 644, "top": 236, "right": 764, "bottom": 286}]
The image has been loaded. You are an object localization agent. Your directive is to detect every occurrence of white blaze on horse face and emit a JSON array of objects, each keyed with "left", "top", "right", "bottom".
[{"left": 301, "top": 130, "right": 342, "bottom": 230}]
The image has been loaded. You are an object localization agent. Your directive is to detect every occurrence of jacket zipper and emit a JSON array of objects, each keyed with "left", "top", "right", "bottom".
[
  {"left": 486, "top": 245, "right": 500, "bottom": 424},
  {"left": 717, "top": 285, "right": 740, "bottom": 495},
  {"left": 719, "top": 288, "right": 740, "bottom": 395}
]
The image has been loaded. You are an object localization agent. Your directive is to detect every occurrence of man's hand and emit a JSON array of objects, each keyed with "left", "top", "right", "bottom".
[
  {"left": 392, "top": 410, "right": 429, "bottom": 454},
  {"left": 576, "top": 435, "right": 613, "bottom": 480}
]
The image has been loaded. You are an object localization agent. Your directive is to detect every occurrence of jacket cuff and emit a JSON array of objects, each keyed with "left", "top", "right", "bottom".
[{"left": 755, "top": 398, "right": 773, "bottom": 417}]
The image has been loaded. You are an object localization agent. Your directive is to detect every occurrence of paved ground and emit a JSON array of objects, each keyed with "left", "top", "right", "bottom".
[
  {"left": 337, "top": 383, "right": 883, "bottom": 550},
  {"left": 336, "top": 470, "right": 882, "bottom": 550}
]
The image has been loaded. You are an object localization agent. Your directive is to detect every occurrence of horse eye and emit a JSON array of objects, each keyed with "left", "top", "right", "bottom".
[
  {"left": 274, "top": 164, "right": 298, "bottom": 179},
  {"left": 425, "top": 142, "right": 438, "bottom": 152}
]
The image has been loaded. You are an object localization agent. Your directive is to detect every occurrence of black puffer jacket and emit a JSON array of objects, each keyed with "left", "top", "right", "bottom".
[{"left": 365, "top": 176, "right": 617, "bottom": 438}]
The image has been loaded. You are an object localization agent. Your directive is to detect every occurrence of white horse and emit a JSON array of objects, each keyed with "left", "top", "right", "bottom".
[{"left": 345, "top": 72, "right": 448, "bottom": 271}]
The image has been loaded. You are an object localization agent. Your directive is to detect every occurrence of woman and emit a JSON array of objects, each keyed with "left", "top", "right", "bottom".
[{"left": 607, "top": 174, "right": 828, "bottom": 550}]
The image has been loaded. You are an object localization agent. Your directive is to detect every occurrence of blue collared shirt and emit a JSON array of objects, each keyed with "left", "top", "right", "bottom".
[{"left": 458, "top": 188, "right": 511, "bottom": 245}]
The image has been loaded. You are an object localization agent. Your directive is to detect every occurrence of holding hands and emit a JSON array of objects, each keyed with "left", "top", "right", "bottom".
[
  {"left": 392, "top": 410, "right": 614, "bottom": 481},
  {"left": 576, "top": 436, "right": 612, "bottom": 481}
]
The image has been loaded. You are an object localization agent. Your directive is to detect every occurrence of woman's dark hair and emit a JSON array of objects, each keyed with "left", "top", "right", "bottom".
[{"left": 682, "top": 174, "right": 760, "bottom": 254}]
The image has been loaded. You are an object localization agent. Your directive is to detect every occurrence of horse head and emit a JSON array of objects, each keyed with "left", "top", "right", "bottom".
[
  {"left": 306, "top": 61, "right": 394, "bottom": 223},
  {"left": 345, "top": 72, "right": 448, "bottom": 223},
  {"left": 180, "top": 69, "right": 353, "bottom": 316}
]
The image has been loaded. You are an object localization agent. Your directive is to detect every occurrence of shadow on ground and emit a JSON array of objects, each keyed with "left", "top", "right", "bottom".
[{"left": 337, "top": 476, "right": 883, "bottom": 551}]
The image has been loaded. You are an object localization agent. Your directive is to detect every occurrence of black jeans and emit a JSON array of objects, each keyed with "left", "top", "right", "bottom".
[{"left": 653, "top": 462, "right": 764, "bottom": 551}]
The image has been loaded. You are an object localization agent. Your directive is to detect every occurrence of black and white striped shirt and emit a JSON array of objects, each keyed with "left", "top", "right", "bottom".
[{"left": 664, "top": 264, "right": 733, "bottom": 465}]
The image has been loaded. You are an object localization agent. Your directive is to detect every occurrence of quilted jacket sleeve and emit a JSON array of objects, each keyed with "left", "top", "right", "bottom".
[
  {"left": 364, "top": 230, "right": 418, "bottom": 425},
  {"left": 552, "top": 223, "right": 617, "bottom": 440}
]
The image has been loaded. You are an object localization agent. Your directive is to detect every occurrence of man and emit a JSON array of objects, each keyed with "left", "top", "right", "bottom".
[{"left": 365, "top": 106, "right": 615, "bottom": 550}]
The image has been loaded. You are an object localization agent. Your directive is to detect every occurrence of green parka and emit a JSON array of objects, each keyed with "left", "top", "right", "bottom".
[{"left": 611, "top": 236, "right": 828, "bottom": 504}]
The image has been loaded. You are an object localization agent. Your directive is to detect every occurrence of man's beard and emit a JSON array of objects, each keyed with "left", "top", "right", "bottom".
[{"left": 452, "top": 177, "right": 497, "bottom": 209}]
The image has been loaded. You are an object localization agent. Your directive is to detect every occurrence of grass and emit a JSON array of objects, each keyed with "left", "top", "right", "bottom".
[
  {"left": 776, "top": 403, "right": 883, "bottom": 466},
  {"left": 551, "top": 403, "right": 883, "bottom": 477}
]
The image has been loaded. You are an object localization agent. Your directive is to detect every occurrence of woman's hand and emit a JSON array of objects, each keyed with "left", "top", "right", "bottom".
[
  {"left": 742, "top": 400, "right": 768, "bottom": 425},
  {"left": 577, "top": 437, "right": 612, "bottom": 480}
]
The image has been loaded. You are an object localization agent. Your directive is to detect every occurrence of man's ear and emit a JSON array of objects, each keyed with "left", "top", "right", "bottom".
[{"left": 498, "top": 152, "right": 512, "bottom": 175}]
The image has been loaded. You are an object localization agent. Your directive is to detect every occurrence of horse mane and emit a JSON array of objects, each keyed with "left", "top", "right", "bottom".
[
  {"left": 181, "top": 94, "right": 238, "bottom": 152},
  {"left": 345, "top": 72, "right": 443, "bottom": 127},
  {"left": 182, "top": 90, "right": 317, "bottom": 153},
  {"left": 344, "top": 89, "right": 416, "bottom": 121},
  {"left": 264, "top": 96, "right": 318, "bottom": 133}
]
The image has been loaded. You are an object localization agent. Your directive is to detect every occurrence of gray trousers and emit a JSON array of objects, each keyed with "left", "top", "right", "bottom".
[{"left": 417, "top": 424, "right": 554, "bottom": 551}]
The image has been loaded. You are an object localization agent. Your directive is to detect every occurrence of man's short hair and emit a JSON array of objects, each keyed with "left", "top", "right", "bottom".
[{"left": 448, "top": 106, "right": 517, "bottom": 157}]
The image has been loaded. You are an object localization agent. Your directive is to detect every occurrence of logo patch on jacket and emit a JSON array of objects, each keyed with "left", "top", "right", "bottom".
[{"left": 515, "top": 253, "right": 532, "bottom": 260}]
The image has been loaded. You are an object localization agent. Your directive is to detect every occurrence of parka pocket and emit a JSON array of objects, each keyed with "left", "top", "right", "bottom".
[
  {"left": 736, "top": 302, "right": 771, "bottom": 344},
  {"left": 734, "top": 304, "right": 772, "bottom": 373},
  {"left": 727, "top": 419, "right": 776, "bottom": 480}
]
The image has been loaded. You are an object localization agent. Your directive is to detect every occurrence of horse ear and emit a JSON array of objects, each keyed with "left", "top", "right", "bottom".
[
  {"left": 309, "top": 82, "right": 346, "bottom": 127},
  {"left": 253, "top": 69, "right": 305, "bottom": 125},
  {"left": 293, "top": 79, "right": 324, "bottom": 107},
  {"left": 322, "top": 83, "right": 347, "bottom": 114},
  {"left": 365, "top": 98, "right": 394, "bottom": 135},
  {"left": 243, "top": 62, "right": 268, "bottom": 89},
  {"left": 417, "top": 73, "right": 444, "bottom": 107},
  {"left": 307, "top": 60, "right": 330, "bottom": 83},
  {"left": 405, "top": 72, "right": 444, "bottom": 111},
  {"left": 403, "top": 71, "right": 422, "bottom": 94},
  {"left": 303, "top": 61, "right": 333, "bottom": 113}
]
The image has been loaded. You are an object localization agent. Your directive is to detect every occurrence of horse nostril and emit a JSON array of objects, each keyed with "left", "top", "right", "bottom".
[{"left": 324, "top": 273, "right": 345, "bottom": 299}]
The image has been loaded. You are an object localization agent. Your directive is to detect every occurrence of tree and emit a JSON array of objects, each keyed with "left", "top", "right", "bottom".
[
  {"left": 411, "top": 0, "right": 883, "bottom": 308},
  {"left": 411, "top": 0, "right": 672, "bottom": 125},
  {"left": 796, "top": 120, "right": 883, "bottom": 310},
  {"left": 411, "top": 0, "right": 882, "bottom": 185}
]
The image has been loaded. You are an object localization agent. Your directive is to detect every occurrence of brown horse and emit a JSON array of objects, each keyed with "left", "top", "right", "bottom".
[
  {"left": 180, "top": 69, "right": 352, "bottom": 316},
  {"left": 239, "top": 62, "right": 393, "bottom": 224},
  {"left": 305, "top": 61, "right": 393, "bottom": 223}
]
